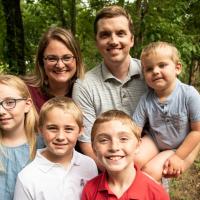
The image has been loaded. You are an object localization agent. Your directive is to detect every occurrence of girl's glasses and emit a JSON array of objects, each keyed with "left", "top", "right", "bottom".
[{"left": 0, "top": 98, "right": 27, "bottom": 110}]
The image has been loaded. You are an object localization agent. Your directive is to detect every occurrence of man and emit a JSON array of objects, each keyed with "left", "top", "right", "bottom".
[{"left": 72, "top": 5, "right": 146, "bottom": 164}]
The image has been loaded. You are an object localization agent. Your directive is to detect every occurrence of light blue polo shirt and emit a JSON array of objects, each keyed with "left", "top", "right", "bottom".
[{"left": 133, "top": 79, "right": 200, "bottom": 150}]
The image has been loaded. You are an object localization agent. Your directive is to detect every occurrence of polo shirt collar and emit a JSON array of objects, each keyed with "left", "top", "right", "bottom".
[
  {"left": 35, "top": 148, "right": 80, "bottom": 173},
  {"left": 97, "top": 165, "right": 142, "bottom": 199},
  {"left": 101, "top": 59, "right": 141, "bottom": 82}
]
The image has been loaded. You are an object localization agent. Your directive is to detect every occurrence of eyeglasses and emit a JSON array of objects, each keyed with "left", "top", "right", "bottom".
[
  {"left": 0, "top": 98, "right": 27, "bottom": 110},
  {"left": 43, "top": 55, "right": 75, "bottom": 65}
]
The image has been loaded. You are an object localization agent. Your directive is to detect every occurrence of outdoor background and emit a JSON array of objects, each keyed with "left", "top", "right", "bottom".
[{"left": 0, "top": 1, "right": 199, "bottom": 199}]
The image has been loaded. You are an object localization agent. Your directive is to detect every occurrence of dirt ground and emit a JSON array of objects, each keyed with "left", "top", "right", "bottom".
[{"left": 169, "top": 152, "right": 200, "bottom": 200}]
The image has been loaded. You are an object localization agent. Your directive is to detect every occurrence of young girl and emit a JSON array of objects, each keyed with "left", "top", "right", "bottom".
[
  {"left": 0, "top": 74, "right": 40, "bottom": 200},
  {"left": 13, "top": 97, "right": 98, "bottom": 200},
  {"left": 81, "top": 110, "right": 169, "bottom": 200}
]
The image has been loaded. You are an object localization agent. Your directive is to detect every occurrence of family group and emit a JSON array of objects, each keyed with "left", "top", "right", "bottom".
[{"left": 0, "top": 5, "right": 200, "bottom": 200}]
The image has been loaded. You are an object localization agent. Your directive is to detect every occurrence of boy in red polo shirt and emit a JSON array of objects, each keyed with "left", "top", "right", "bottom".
[{"left": 81, "top": 110, "right": 170, "bottom": 200}]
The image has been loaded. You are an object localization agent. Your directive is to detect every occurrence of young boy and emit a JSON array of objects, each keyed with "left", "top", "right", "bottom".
[
  {"left": 133, "top": 41, "right": 200, "bottom": 181},
  {"left": 13, "top": 97, "right": 98, "bottom": 200},
  {"left": 81, "top": 110, "right": 170, "bottom": 200}
]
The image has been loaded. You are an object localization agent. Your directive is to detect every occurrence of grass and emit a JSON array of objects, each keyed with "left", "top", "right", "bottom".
[{"left": 169, "top": 152, "right": 200, "bottom": 200}]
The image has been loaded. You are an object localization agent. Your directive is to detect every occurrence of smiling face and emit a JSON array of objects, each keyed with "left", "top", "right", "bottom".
[
  {"left": 40, "top": 107, "right": 82, "bottom": 165},
  {"left": 92, "top": 120, "right": 139, "bottom": 174},
  {"left": 0, "top": 84, "right": 32, "bottom": 135},
  {"left": 142, "top": 47, "right": 182, "bottom": 96},
  {"left": 95, "top": 16, "right": 134, "bottom": 68},
  {"left": 43, "top": 39, "right": 77, "bottom": 87}
]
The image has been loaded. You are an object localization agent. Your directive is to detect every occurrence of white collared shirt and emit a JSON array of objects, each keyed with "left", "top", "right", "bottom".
[{"left": 13, "top": 148, "right": 98, "bottom": 200}]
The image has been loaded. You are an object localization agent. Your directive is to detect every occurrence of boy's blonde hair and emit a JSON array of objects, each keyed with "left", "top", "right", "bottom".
[
  {"left": 91, "top": 110, "right": 140, "bottom": 142},
  {"left": 0, "top": 75, "right": 38, "bottom": 165},
  {"left": 39, "top": 96, "right": 83, "bottom": 129},
  {"left": 141, "top": 41, "right": 181, "bottom": 66}
]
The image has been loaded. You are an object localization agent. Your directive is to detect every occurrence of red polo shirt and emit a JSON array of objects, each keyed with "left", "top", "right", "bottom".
[{"left": 81, "top": 165, "right": 170, "bottom": 200}]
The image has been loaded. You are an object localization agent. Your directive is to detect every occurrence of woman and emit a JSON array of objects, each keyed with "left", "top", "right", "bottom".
[{"left": 24, "top": 27, "right": 85, "bottom": 112}]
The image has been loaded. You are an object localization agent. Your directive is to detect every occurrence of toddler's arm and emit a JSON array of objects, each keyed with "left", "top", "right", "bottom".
[{"left": 163, "top": 121, "right": 200, "bottom": 177}]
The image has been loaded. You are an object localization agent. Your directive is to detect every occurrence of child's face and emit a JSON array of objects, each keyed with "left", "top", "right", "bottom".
[
  {"left": 40, "top": 107, "right": 82, "bottom": 164},
  {"left": 0, "top": 84, "right": 31, "bottom": 134},
  {"left": 92, "top": 120, "right": 139, "bottom": 173},
  {"left": 142, "top": 47, "right": 181, "bottom": 95}
]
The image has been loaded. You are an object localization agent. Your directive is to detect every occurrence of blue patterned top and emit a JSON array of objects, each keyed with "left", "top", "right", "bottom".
[{"left": 0, "top": 136, "right": 45, "bottom": 200}]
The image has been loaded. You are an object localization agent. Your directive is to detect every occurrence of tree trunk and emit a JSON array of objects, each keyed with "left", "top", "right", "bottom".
[
  {"left": 57, "top": 0, "right": 68, "bottom": 28},
  {"left": 1, "top": 0, "right": 26, "bottom": 75},
  {"left": 70, "top": 0, "right": 76, "bottom": 35},
  {"left": 134, "top": 0, "right": 148, "bottom": 58}
]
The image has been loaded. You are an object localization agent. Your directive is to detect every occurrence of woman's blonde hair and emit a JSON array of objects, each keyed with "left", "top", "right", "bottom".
[
  {"left": 91, "top": 110, "right": 141, "bottom": 143},
  {"left": 39, "top": 96, "right": 83, "bottom": 129},
  {"left": 0, "top": 75, "right": 38, "bottom": 161},
  {"left": 24, "top": 27, "right": 85, "bottom": 89}
]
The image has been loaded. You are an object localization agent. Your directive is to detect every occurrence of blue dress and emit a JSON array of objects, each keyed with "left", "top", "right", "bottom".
[{"left": 0, "top": 136, "right": 45, "bottom": 200}]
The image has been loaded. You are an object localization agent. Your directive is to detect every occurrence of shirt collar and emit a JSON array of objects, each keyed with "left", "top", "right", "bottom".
[
  {"left": 36, "top": 148, "right": 80, "bottom": 173},
  {"left": 101, "top": 59, "right": 142, "bottom": 82},
  {"left": 97, "top": 165, "right": 143, "bottom": 199}
]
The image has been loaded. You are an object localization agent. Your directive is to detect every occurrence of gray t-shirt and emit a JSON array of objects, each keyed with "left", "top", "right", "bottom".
[
  {"left": 133, "top": 79, "right": 200, "bottom": 150},
  {"left": 73, "top": 58, "right": 146, "bottom": 143}
]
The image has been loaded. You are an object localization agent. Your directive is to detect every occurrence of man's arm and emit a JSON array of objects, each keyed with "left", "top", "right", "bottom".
[
  {"left": 72, "top": 79, "right": 96, "bottom": 144},
  {"left": 73, "top": 80, "right": 104, "bottom": 170}
]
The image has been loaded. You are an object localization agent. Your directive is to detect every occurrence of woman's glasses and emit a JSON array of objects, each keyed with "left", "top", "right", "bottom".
[{"left": 43, "top": 54, "right": 75, "bottom": 65}]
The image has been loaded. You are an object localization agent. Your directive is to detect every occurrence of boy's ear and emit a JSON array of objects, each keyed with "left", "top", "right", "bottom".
[
  {"left": 79, "top": 126, "right": 84, "bottom": 136},
  {"left": 130, "top": 35, "right": 134, "bottom": 48},
  {"left": 176, "top": 62, "right": 182, "bottom": 75},
  {"left": 134, "top": 138, "right": 141, "bottom": 155},
  {"left": 92, "top": 143, "right": 97, "bottom": 156},
  {"left": 24, "top": 98, "right": 33, "bottom": 113}
]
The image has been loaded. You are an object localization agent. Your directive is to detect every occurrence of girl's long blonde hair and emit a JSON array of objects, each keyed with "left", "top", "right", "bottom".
[{"left": 0, "top": 75, "right": 38, "bottom": 161}]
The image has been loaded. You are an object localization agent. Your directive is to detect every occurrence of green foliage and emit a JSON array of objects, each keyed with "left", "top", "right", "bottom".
[
  {"left": 21, "top": 0, "right": 62, "bottom": 72},
  {"left": 128, "top": 0, "right": 200, "bottom": 84},
  {"left": 0, "top": 2, "right": 7, "bottom": 72},
  {"left": 0, "top": 0, "right": 199, "bottom": 86}
]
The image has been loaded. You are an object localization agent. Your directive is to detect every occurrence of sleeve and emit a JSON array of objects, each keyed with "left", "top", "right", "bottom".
[
  {"left": 88, "top": 158, "right": 98, "bottom": 177},
  {"left": 81, "top": 186, "right": 89, "bottom": 200},
  {"left": 13, "top": 176, "right": 32, "bottom": 200},
  {"left": 72, "top": 79, "right": 96, "bottom": 143},
  {"left": 132, "top": 94, "right": 148, "bottom": 128},
  {"left": 187, "top": 86, "right": 200, "bottom": 121},
  {"left": 81, "top": 182, "right": 93, "bottom": 200},
  {"left": 157, "top": 189, "right": 170, "bottom": 200}
]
